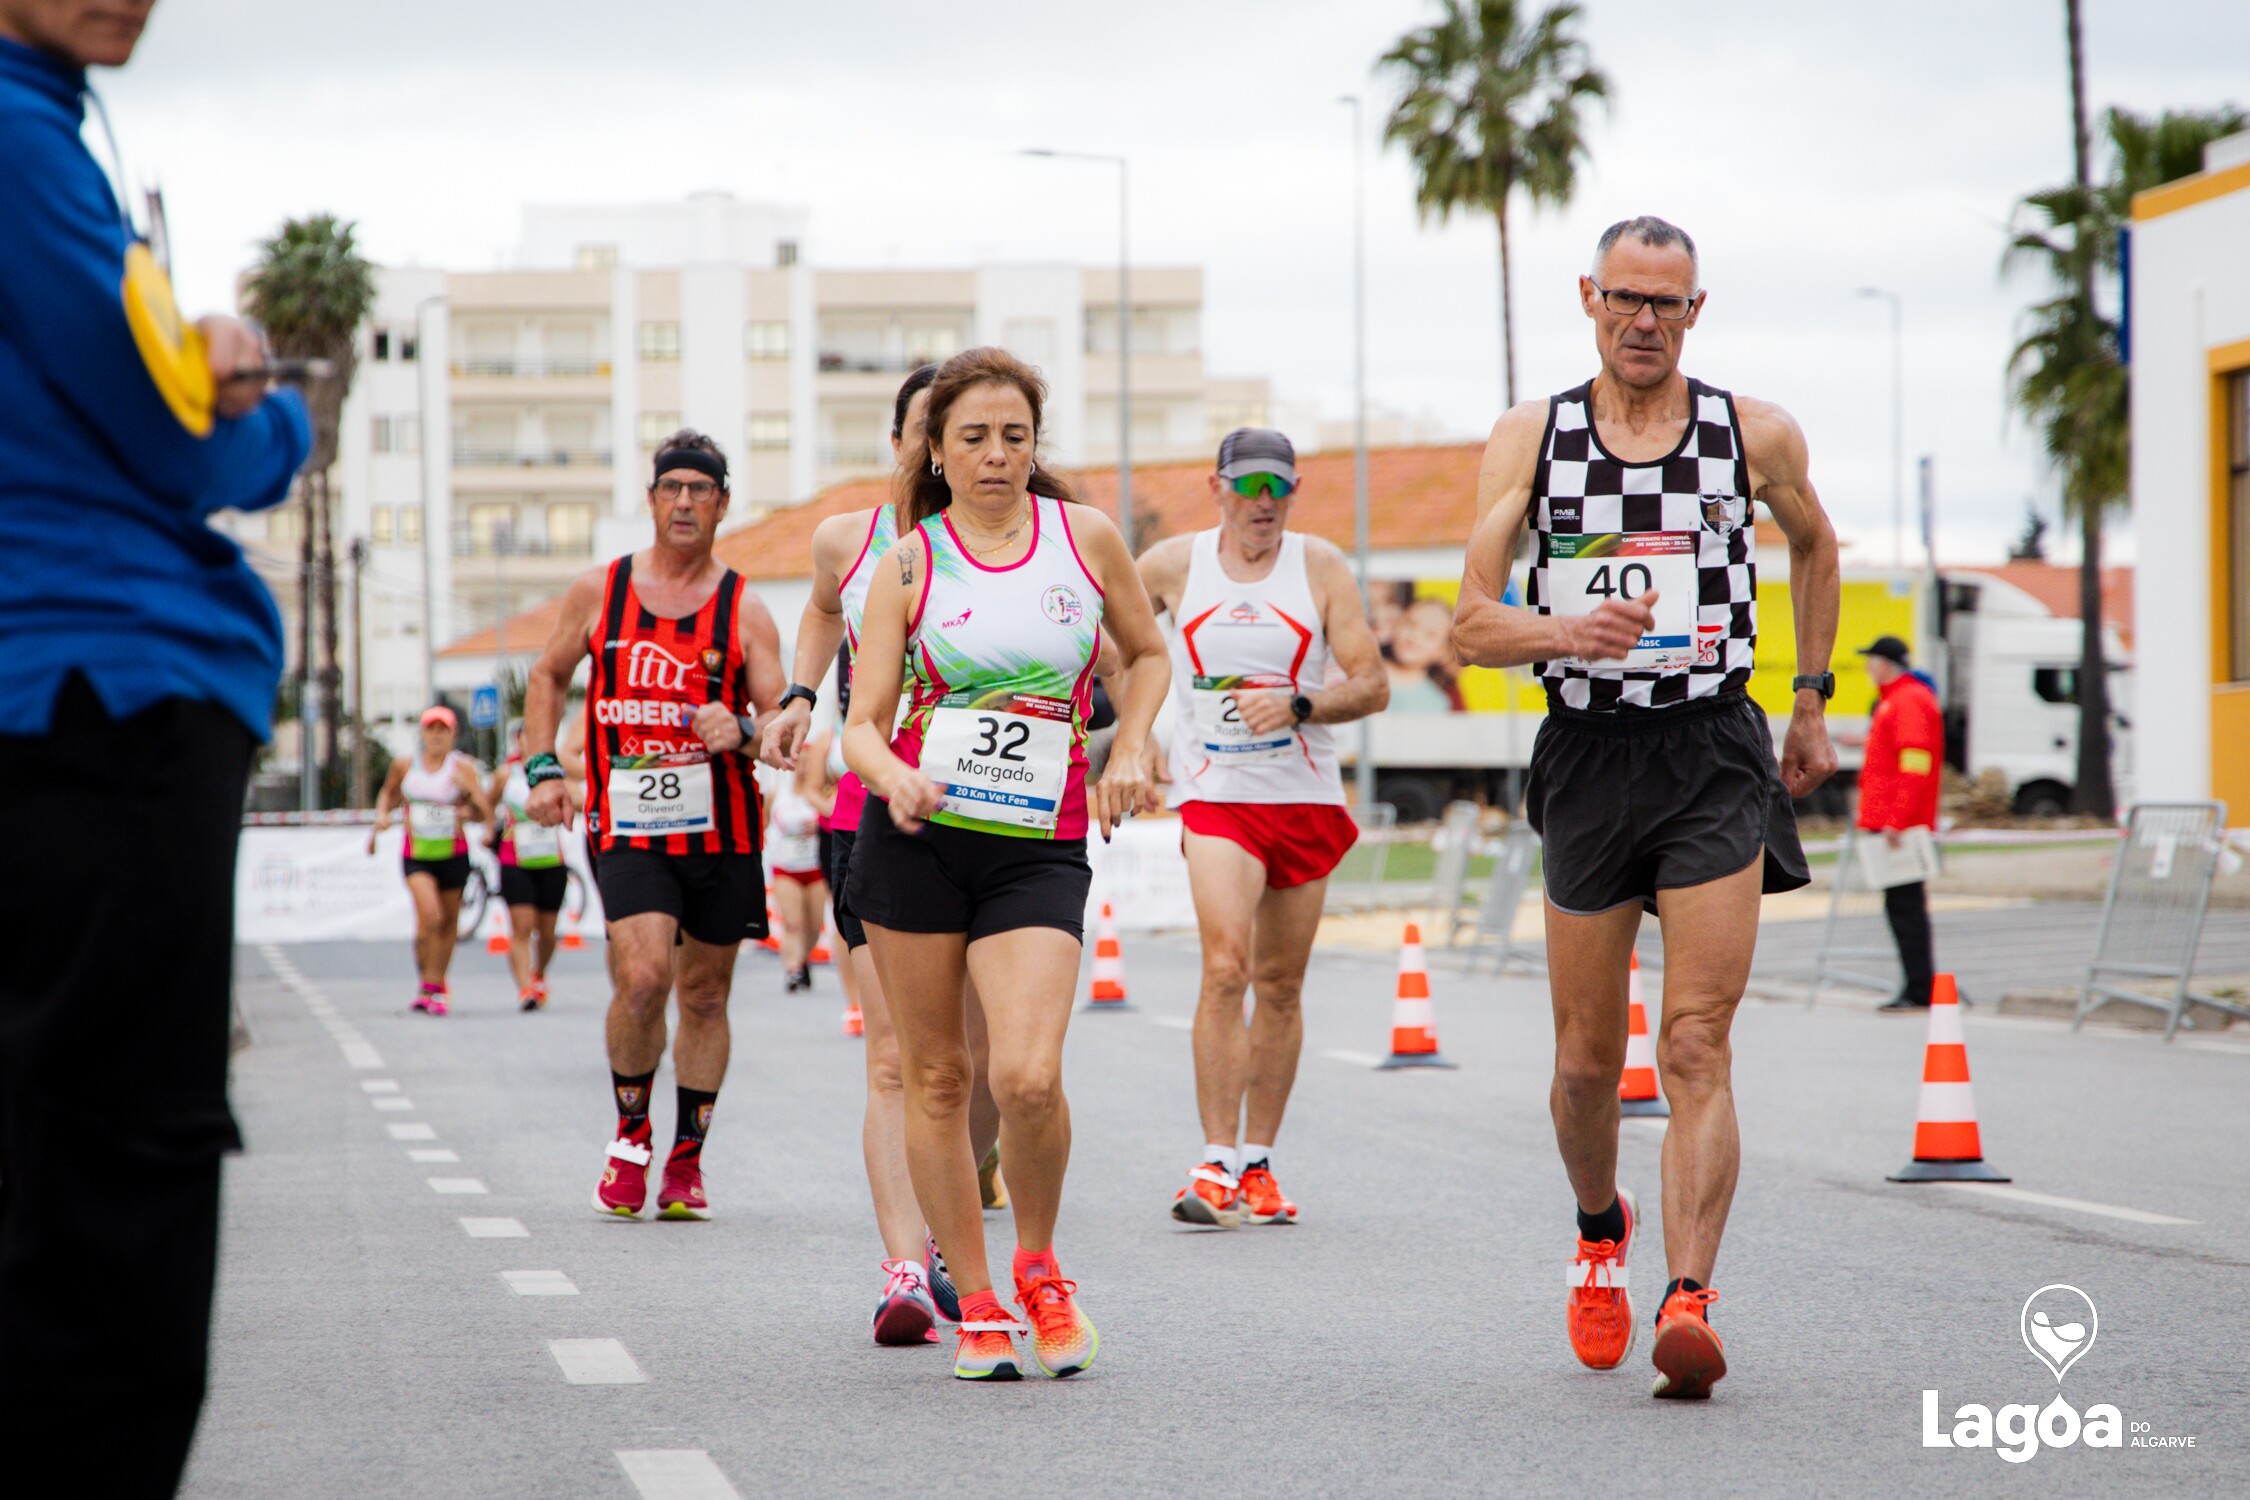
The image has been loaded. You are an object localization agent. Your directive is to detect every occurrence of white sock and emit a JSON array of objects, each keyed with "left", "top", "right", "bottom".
[
  {"left": 1202, "top": 1144, "right": 1238, "bottom": 1176},
  {"left": 1240, "top": 1144, "right": 1273, "bottom": 1174}
]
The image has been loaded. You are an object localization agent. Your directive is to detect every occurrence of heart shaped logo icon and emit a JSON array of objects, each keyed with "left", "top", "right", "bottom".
[{"left": 2021, "top": 1284, "right": 2098, "bottom": 1382}]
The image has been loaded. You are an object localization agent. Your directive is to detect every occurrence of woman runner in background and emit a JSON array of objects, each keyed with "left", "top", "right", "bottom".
[
  {"left": 490, "top": 722, "right": 572, "bottom": 1010},
  {"left": 371, "top": 704, "right": 492, "bottom": 1014},
  {"left": 766, "top": 733, "right": 831, "bottom": 992}
]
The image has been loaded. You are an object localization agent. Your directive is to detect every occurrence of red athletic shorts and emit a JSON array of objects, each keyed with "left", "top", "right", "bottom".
[
  {"left": 1179, "top": 801, "right": 1358, "bottom": 889},
  {"left": 773, "top": 866, "right": 826, "bottom": 887}
]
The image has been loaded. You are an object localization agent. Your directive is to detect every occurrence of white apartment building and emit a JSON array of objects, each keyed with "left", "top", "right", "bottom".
[{"left": 223, "top": 194, "right": 1265, "bottom": 756}]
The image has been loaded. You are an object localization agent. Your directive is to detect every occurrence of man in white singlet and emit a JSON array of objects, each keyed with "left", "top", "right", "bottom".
[{"left": 1136, "top": 428, "right": 1388, "bottom": 1229}]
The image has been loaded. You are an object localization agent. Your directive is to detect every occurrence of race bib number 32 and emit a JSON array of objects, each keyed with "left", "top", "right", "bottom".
[
  {"left": 607, "top": 755, "right": 713, "bottom": 838},
  {"left": 923, "top": 696, "right": 1071, "bottom": 832},
  {"left": 1548, "top": 532, "right": 1697, "bottom": 672}
]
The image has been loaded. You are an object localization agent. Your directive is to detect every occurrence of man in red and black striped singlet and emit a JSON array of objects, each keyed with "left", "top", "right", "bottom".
[{"left": 523, "top": 431, "right": 784, "bottom": 1223}]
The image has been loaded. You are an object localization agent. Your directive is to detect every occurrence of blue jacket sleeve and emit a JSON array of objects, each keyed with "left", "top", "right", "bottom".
[{"left": 0, "top": 90, "right": 310, "bottom": 514}]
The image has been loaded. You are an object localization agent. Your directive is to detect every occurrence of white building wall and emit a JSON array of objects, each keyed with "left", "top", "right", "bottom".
[
  {"left": 608, "top": 261, "right": 640, "bottom": 522},
  {"left": 975, "top": 266, "right": 1084, "bottom": 465},
  {"left": 2128, "top": 183, "right": 2250, "bottom": 800},
  {"left": 788, "top": 263, "right": 818, "bottom": 503},
  {"left": 679, "top": 263, "right": 746, "bottom": 466}
]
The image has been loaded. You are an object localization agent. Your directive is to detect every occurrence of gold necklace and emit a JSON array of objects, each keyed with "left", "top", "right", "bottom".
[{"left": 955, "top": 499, "right": 1032, "bottom": 556}]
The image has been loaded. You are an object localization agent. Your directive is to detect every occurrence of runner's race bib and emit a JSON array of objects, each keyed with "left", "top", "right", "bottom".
[
  {"left": 606, "top": 754, "right": 714, "bottom": 838},
  {"left": 769, "top": 830, "right": 820, "bottom": 871},
  {"left": 511, "top": 809, "right": 563, "bottom": 867},
  {"left": 1548, "top": 533, "right": 1697, "bottom": 672},
  {"left": 922, "top": 695, "right": 1071, "bottom": 832},
  {"left": 1191, "top": 673, "right": 1298, "bottom": 764},
  {"left": 407, "top": 800, "right": 458, "bottom": 859}
]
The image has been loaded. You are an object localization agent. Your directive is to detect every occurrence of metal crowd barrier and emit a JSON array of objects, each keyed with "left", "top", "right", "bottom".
[
  {"left": 1805, "top": 823, "right": 1907, "bottom": 1006},
  {"left": 1452, "top": 820, "right": 1546, "bottom": 976},
  {"left": 2076, "top": 802, "right": 2240, "bottom": 1040}
]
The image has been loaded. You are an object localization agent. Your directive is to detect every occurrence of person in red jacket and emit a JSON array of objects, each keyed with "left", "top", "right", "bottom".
[{"left": 1856, "top": 635, "right": 1943, "bottom": 1010}]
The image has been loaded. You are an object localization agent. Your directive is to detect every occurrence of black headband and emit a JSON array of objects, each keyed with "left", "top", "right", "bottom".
[{"left": 652, "top": 447, "right": 727, "bottom": 488}]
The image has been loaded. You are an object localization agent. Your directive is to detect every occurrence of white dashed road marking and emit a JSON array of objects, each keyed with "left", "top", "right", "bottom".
[
  {"left": 260, "top": 944, "right": 385, "bottom": 1070},
  {"left": 1146, "top": 1015, "right": 1193, "bottom": 1030},
  {"left": 460, "top": 1218, "right": 529, "bottom": 1238},
  {"left": 549, "top": 1338, "right": 645, "bottom": 1384},
  {"left": 502, "top": 1269, "right": 579, "bottom": 1296},
  {"left": 428, "top": 1177, "right": 488, "bottom": 1195},
  {"left": 1320, "top": 1048, "right": 1384, "bottom": 1068},
  {"left": 616, "top": 1450, "right": 743, "bottom": 1500},
  {"left": 407, "top": 1149, "right": 459, "bottom": 1163},
  {"left": 1934, "top": 1182, "right": 2197, "bottom": 1226},
  {"left": 372, "top": 1097, "right": 414, "bottom": 1111},
  {"left": 388, "top": 1123, "right": 437, "bottom": 1141},
  {"left": 361, "top": 1079, "right": 400, "bottom": 1093}
]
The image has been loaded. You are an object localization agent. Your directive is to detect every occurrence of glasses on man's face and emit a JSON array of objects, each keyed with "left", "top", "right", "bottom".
[
  {"left": 654, "top": 477, "right": 719, "bottom": 502},
  {"left": 1229, "top": 472, "right": 1295, "bottom": 500},
  {"left": 1590, "top": 282, "right": 1696, "bottom": 321}
]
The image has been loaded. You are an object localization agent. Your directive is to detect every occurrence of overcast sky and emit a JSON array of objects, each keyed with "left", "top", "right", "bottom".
[{"left": 99, "top": 0, "right": 2247, "bottom": 564}]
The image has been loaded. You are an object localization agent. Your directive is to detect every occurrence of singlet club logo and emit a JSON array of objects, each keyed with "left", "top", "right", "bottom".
[
  {"left": 1042, "top": 585, "right": 1084, "bottom": 626},
  {"left": 624, "top": 640, "right": 693, "bottom": 692},
  {"left": 1226, "top": 601, "right": 1265, "bottom": 625},
  {"left": 1700, "top": 493, "right": 1745, "bottom": 531},
  {"left": 700, "top": 647, "right": 724, "bottom": 674}
]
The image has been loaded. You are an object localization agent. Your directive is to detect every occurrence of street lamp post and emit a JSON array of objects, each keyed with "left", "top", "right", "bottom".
[
  {"left": 415, "top": 293, "right": 447, "bottom": 707},
  {"left": 1856, "top": 287, "right": 1903, "bottom": 569},
  {"left": 1340, "top": 95, "right": 1374, "bottom": 808},
  {"left": 1022, "top": 149, "right": 1130, "bottom": 545}
]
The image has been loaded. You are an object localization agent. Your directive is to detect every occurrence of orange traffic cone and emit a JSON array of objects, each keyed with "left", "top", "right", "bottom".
[
  {"left": 559, "top": 887, "right": 587, "bottom": 950},
  {"left": 1888, "top": 974, "right": 2008, "bottom": 1182},
  {"left": 483, "top": 892, "right": 511, "bottom": 954},
  {"left": 1083, "top": 902, "right": 1132, "bottom": 1011},
  {"left": 758, "top": 882, "right": 782, "bottom": 953},
  {"left": 1378, "top": 923, "right": 1456, "bottom": 1069},
  {"left": 1618, "top": 952, "right": 1668, "bottom": 1118},
  {"left": 809, "top": 911, "right": 834, "bottom": 966},
  {"left": 842, "top": 997, "right": 864, "bottom": 1037}
]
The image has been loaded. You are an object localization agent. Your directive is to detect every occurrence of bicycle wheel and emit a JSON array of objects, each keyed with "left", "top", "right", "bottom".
[{"left": 457, "top": 867, "right": 489, "bottom": 940}]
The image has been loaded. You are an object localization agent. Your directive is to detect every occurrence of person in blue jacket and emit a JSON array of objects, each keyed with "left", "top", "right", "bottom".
[{"left": 0, "top": 3, "right": 310, "bottom": 1493}]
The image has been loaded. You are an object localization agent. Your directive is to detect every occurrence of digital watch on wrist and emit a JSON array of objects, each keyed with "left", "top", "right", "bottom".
[
  {"left": 734, "top": 711, "right": 758, "bottom": 751},
  {"left": 1792, "top": 672, "right": 1836, "bottom": 701},
  {"left": 778, "top": 684, "right": 818, "bottom": 713},
  {"left": 1290, "top": 694, "right": 1315, "bottom": 724}
]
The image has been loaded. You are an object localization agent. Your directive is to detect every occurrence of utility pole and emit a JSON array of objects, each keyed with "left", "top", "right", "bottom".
[
  {"left": 350, "top": 536, "right": 369, "bottom": 808},
  {"left": 1855, "top": 286, "right": 1904, "bottom": 570},
  {"left": 2062, "top": 0, "right": 2115, "bottom": 819},
  {"left": 298, "top": 474, "right": 317, "bottom": 812},
  {"left": 1021, "top": 149, "right": 1131, "bottom": 544},
  {"left": 1341, "top": 94, "right": 1375, "bottom": 809}
]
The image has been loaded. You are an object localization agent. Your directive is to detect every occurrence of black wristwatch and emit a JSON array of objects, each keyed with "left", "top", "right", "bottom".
[
  {"left": 778, "top": 684, "right": 818, "bottom": 713},
  {"left": 734, "top": 711, "right": 758, "bottom": 751},
  {"left": 1792, "top": 672, "right": 1836, "bottom": 701},
  {"left": 1290, "top": 693, "right": 1315, "bottom": 724}
]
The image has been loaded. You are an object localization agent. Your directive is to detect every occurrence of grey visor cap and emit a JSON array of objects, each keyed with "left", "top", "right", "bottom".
[{"left": 1216, "top": 427, "right": 1297, "bottom": 486}]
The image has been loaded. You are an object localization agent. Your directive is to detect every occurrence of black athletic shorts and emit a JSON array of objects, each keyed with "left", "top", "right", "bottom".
[
  {"left": 845, "top": 798, "right": 1092, "bottom": 943},
  {"left": 402, "top": 853, "right": 471, "bottom": 892},
  {"left": 595, "top": 846, "right": 769, "bottom": 946},
  {"left": 500, "top": 863, "right": 568, "bottom": 913},
  {"left": 823, "top": 827, "right": 867, "bottom": 951},
  {"left": 1525, "top": 690, "right": 1810, "bottom": 916}
]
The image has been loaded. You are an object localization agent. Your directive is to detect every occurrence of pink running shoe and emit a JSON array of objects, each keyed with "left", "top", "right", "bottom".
[
  {"left": 872, "top": 1260, "right": 940, "bottom": 1346},
  {"left": 592, "top": 1136, "right": 652, "bottom": 1218},
  {"left": 655, "top": 1156, "right": 710, "bottom": 1221}
]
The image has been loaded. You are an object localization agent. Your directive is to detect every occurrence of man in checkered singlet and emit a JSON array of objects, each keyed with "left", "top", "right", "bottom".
[{"left": 1452, "top": 216, "right": 1841, "bottom": 1401}]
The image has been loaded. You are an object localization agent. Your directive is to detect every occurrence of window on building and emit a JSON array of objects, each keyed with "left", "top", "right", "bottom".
[
  {"left": 371, "top": 414, "right": 392, "bottom": 453},
  {"left": 777, "top": 240, "right": 799, "bottom": 268},
  {"left": 1003, "top": 317, "right": 1056, "bottom": 370},
  {"left": 399, "top": 333, "right": 417, "bottom": 363},
  {"left": 465, "top": 501, "right": 518, "bottom": 556},
  {"left": 2230, "top": 370, "right": 2249, "bottom": 683},
  {"left": 748, "top": 413, "right": 791, "bottom": 450},
  {"left": 398, "top": 505, "right": 423, "bottom": 544},
  {"left": 547, "top": 501, "right": 598, "bottom": 555},
  {"left": 371, "top": 505, "right": 393, "bottom": 544},
  {"left": 903, "top": 318, "right": 965, "bottom": 367},
  {"left": 747, "top": 321, "right": 790, "bottom": 360},
  {"left": 373, "top": 328, "right": 391, "bottom": 361},
  {"left": 267, "top": 508, "right": 299, "bottom": 546},
  {"left": 575, "top": 243, "right": 618, "bottom": 271},
  {"left": 396, "top": 414, "right": 420, "bottom": 455},
  {"left": 638, "top": 410, "right": 682, "bottom": 449},
  {"left": 638, "top": 321, "right": 681, "bottom": 361}
]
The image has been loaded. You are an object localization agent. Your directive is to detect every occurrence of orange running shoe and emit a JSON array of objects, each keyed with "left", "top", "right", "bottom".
[
  {"left": 592, "top": 1136, "right": 652, "bottom": 1218},
  {"left": 1237, "top": 1164, "right": 1297, "bottom": 1226},
  {"left": 656, "top": 1156, "right": 711, "bottom": 1220},
  {"left": 1014, "top": 1259, "right": 1098, "bottom": 1378},
  {"left": 1651, "top": 1285, "right": 1725, "bottom": 1399},
  {"left": 1566, "top": 1186, "right": 1637, "bottom": 1370},
  {"left": 953, "top": 1312, "right": 1026, "bottom": 1381},
  {"left": 1169, "top": 1162, "right": 1242, "bottom": 1228}
]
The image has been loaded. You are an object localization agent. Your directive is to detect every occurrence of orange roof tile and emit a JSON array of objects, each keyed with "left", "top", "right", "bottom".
[{"left": 1957, "top": 562, "right": 2134, "bottom": 645}]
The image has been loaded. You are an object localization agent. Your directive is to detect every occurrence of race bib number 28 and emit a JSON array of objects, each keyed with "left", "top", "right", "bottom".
[
  {"left": 607, "top": 755, "right": 713, "bottom": 837},
  {"left": 1548, "top": 532, "right": 1697, "bottom": 672}
]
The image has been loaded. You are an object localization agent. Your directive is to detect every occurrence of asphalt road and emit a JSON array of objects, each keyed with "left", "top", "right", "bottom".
[{"left": 183, "top": 929, "right": 2250, "bottom": 1498}]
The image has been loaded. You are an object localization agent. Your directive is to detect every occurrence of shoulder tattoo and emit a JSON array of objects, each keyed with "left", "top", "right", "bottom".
[{"left": 897, "top": 547, "right": 916, "bottom": 587}]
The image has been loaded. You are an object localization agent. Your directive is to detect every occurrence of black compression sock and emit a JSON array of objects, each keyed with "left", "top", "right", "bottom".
[
  {"left": 669, "top": 1086, "right": 718, "bottom": 1167},
  {"left": 1576, "top": 1195, "right": 1627, "bottom": 1245},
  {"left": 1659, "top": 1276, "right": 1708, "bottom": 1326},
  {"left": 611, "top": 1069, "right": 656, "bottom": 1142}
]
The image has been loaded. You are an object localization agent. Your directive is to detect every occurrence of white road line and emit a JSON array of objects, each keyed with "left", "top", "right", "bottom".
[
  {"left": 616, "top": 1450, "right": 742, "bottom": 1500},
  {"left": 1624, "top": 1117, "right": 1668, "bottom": 1135},
  {"left": 259, "top": 944, "right": 385, "bottom": 1069},
  {"left": 387, "top": 1123, "right": 437, "bottom": 1141},
  {"left": 372, "top": 1097, "right": 414, "bottom": 1112},
  {"left": 549, "top": 1338, "right": 645, "bottom": 1385},
  {"left": 1935, "top": 1182, "right": 2198, "bottom": 1226},
  {"left": 427, "top": 1177, "right": 488, "bottom": 1195},
  {"left": 1145, "top": 1015, "right": 1193, "bottom": 1030},
  {"left": 2180, "top": 1037, "right": 2250, "bottom": 1057},
  {"left": 407, "top": 1149, "right": 459, "bottom": 1163},
  {"left": 460, "top": 1217, "right": 529, "bottom": 1238},
  {"left": 503, "top": 1269, "right": 580, "bottom": 1296},
  {"left": 1320, "top": 1048, "right": 1384, "bottom": 1068},
  {"left": 340, "top": 1041, "right": 385, "bottom": 1070},
  {"left": 361, "top": 1079, "right": 400, "bottom": 1093}
]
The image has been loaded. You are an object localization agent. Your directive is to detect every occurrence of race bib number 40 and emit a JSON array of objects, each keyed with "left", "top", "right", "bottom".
[
  {"left": 1191, "top": 673, "right": 1298, "bottom": 763},
  {"left": 606, "top": 754, "right": 713, "bottom": 838},
  {"left": 1548, "top": 532, "right": 1697, "bottom": 672},
  {"left": 922, "top": 695, "right": 1072, "bottom": 832}
]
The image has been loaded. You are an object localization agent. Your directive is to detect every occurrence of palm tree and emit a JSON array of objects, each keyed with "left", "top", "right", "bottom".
[
  {"left": 2003, "top": 31, "right": 2244, "bottom": 818},
  {"left": 1379, "top": 0, "right": 1609, "bottom": 408},
  {"left": 243, "top": 215, "right": 376, "bottom": 805}
]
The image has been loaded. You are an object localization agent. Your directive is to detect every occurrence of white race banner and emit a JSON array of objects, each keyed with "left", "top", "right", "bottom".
[
  {"left": 235, "top": 824, "right": 602, "bottom": 943},
  {"left": 1084, "top": 816, "right": 1196, "bottom": 932}
]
